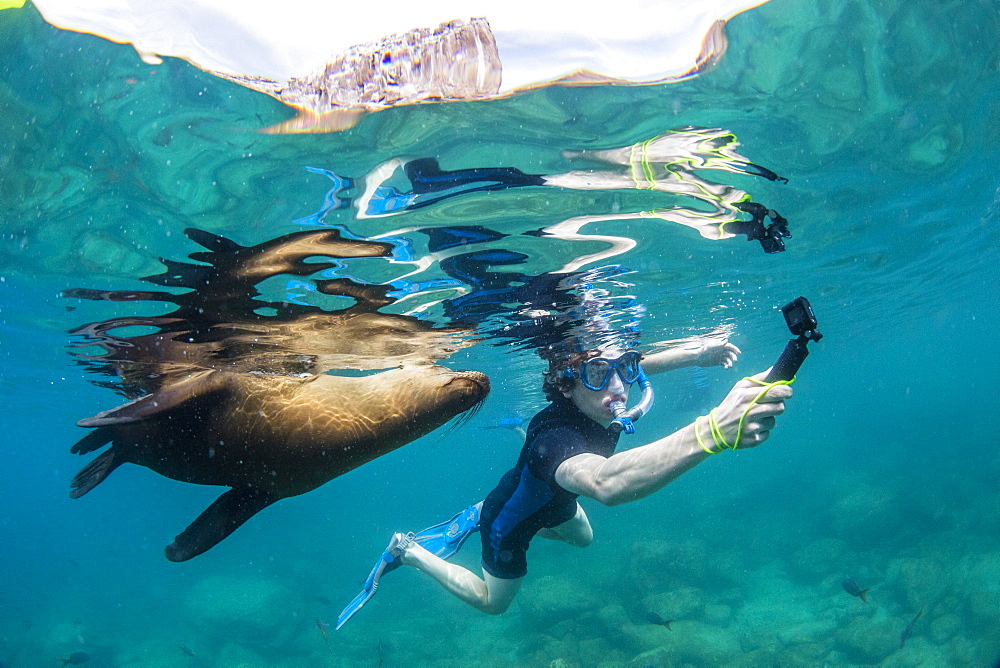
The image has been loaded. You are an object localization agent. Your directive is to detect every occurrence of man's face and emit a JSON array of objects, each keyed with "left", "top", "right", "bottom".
[{"left": 561, "top": 350, "right": 633, "bottom": 427}]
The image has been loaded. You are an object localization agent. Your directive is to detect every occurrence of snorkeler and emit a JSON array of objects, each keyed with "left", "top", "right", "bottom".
[{"left": 338, "top": 335, "right": 794, "bottom": 626}]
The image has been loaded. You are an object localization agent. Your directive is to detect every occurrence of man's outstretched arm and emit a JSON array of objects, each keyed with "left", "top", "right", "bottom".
[{"left": 555, "top": 371, "right": 791, "bottom": 506}]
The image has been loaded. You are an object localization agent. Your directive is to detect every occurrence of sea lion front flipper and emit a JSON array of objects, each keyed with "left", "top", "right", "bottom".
[
  {"left": 77, "top": 370, "right": 224, "bottom": 427},
  {"left": 70, "top": 447, "right": 123, "bottom": 498},
  {"left": 164, "top": 486, "right": 277, "bottom": 562},
  {"left": 70, "top": 427, "right": 113, "bottom": 455}
]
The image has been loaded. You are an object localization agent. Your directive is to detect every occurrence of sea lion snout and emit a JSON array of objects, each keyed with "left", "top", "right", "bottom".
[{"left": 443, "top": 370, "right": 491, "bottom": 409}]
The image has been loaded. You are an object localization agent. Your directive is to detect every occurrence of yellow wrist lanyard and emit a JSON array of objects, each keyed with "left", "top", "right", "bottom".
[{"left": 695, "top": 377, "right": 795, "bottom": 455}]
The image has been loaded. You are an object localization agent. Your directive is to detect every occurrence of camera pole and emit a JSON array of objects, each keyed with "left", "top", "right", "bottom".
[{"left": 765, "top": 297, "right": 822, "bottom": 382}]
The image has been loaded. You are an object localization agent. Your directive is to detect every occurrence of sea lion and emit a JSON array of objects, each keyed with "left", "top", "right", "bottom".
[
  {"left": 65, "top": 227, "right": 490, "bottom": 561},
  {"left": 70, "top": 363, "right": 488, "bottom": 562}
]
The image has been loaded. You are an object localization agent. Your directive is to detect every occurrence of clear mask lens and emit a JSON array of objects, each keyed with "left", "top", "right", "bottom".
[{"left": 580, "top": 352, "right": 641, "bottom": 391}]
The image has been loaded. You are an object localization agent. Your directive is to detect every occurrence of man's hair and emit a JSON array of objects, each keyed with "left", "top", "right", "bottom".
[{"left": 539, "top": 347, "right": 602, "bottom": 402}]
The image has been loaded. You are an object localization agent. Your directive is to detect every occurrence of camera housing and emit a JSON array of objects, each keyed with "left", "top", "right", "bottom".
[{"left": 781, "top": 297, "right": 820, "bottom": 338}]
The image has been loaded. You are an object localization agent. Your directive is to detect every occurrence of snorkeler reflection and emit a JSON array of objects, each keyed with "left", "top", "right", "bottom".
[
  {"left": 64, "top": 228, "right": 489, "bottom": 561},
  {"left": 336, "top": 127, "right": 790, "bottom": 270}
]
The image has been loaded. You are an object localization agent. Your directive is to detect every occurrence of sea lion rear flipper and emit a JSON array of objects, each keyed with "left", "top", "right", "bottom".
[
  {"left": 165, "top": 486, "right": 277, "bottom": 562},
  {"left": 70, "top": 448, "right": 123, "bottom": 498},
  {"left": 77, "top": 370, "right": 224, "bottom": 427}
]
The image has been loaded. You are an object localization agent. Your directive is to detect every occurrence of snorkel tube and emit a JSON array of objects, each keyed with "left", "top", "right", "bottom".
[{"left": 609, "top": 367, "right": 654, "bottom": 434}]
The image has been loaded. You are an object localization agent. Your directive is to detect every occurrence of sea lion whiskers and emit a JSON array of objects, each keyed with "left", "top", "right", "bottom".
[{"left": 447, "top": 389, "right": 487, "bottom": 434}]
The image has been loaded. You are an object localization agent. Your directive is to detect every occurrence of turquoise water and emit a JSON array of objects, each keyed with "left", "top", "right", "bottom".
[{"left": 2, "top": 1, "right": 999, "bottom": 666}]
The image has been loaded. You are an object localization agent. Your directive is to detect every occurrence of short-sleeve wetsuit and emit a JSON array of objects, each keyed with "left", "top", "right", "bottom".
[{"left": 479, "top": 396, "right": 621, "bottom": 579}]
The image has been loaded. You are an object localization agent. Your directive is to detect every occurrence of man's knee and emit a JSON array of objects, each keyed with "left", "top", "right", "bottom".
[
  {"left": 566, "top": 525, "right": 593, "bottom": 548},
  {"left": 481, "top": 573, "right": 521, "bottom": 615},
  {"left": 482, "top": 598, "right": 512, "bottom": 615}
]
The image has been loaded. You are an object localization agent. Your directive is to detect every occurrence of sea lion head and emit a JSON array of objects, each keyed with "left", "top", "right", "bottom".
[
  {"left": 342, "top": 365, "right": 491, "bottom": 444},
  {"left": 291, "top": 364, "right": 491, "bottom": 482},
  {"left": 422, "top": 366, "right": 491, "bottom": 419}
]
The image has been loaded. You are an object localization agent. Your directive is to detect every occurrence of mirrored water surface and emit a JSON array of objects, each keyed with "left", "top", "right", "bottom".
[{"left": 2, "top": 1, "right": 999, "bottom": 666}]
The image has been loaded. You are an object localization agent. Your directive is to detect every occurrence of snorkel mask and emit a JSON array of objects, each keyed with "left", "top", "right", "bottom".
[{"left": 567, "top": 351, "right": 655, "bottom": 434}]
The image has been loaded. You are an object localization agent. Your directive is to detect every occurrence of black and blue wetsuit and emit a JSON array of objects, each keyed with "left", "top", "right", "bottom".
[{"left": 479, "top": 396, "right": 620, "bottom": 579}]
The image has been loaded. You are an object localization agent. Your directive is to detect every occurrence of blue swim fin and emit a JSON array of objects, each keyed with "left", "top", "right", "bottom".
[
  {"left": 336, "top": 539, "right": 403, "bottom": 630},
  {"left": 411, "top": 504, "right": 480, "bottom": 559},
  {"left": 336, "top": 505, "right": 480, "bottom": 630}
]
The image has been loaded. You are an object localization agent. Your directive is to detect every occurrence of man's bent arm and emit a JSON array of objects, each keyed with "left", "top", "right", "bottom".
[{"left": 642, "top": 338, "right": 739, "bottom": 374}]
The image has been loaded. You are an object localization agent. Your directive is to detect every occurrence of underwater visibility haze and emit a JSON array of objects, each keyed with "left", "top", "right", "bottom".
[{"left": 1, "top": 1, "right": 999, "bottom": 666}]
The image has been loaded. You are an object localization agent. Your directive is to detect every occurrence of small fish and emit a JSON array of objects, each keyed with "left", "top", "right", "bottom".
[
  {"left": 152, "top": 126, "right": 173, "bottom": 148},
  {"left": 21, "top": 619, "right": 33, "bottom": 631},
  {"left": 899, "top": 606, "right": 923, "bottom": 648},
  {"left": 841, "top": 579, "right": 870, "bottom": 603},
  {"left": 57, "top": 652, "right": 90, "bottom": 666},
  {"left": 473, "top": 417, "right": 526, "bottom": 431},
  {"left": 315, "top": 619, "right": 333, "bottom": 653},
  {"left": 313, "top": 595, "right": 332, "bottom": 606},
  {"left": 646, "top": 611, "right": 673, "bottom": 630},
  {"left": 377, "top": 638, "right": 386, "bottom": 668},
  {"left": 179, "top": 645, "right": 196, "bottom": 657}
]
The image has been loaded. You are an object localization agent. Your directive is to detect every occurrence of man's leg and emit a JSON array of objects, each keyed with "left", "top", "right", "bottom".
[
  {"left": 400, "top": 542, "right": 522, "bottom": 615},
  {"left": 535, "top": 502, "right": 593, "bottom": 547}
]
